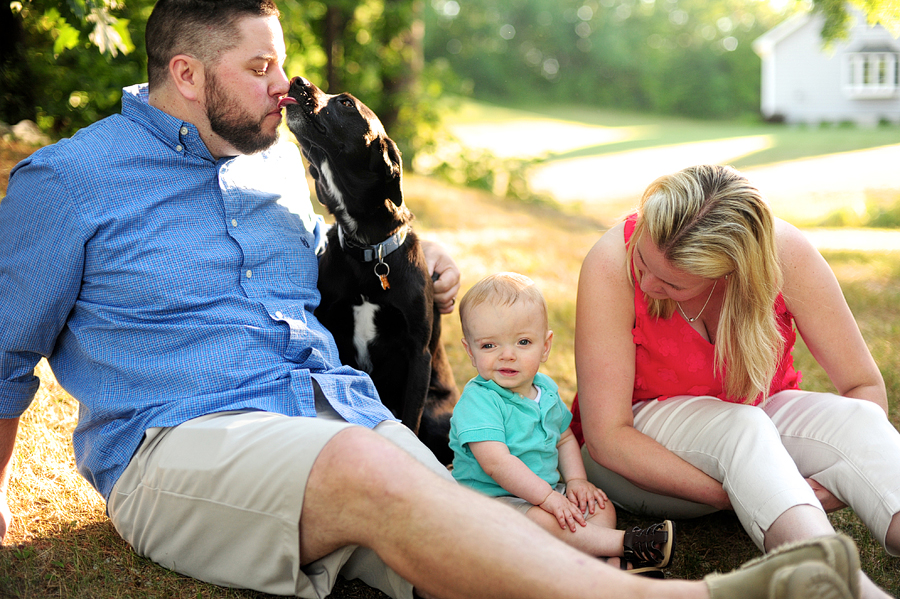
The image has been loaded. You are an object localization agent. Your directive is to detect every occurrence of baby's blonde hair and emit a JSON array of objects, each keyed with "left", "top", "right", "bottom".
[
  {"left": 459, "top": 272, "right": 548, "bottom": 340},
  {"left": 627, "top": 165, "right": 784, "bottom": 403}
]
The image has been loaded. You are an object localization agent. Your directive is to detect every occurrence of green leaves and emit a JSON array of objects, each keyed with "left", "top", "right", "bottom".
[
  {"left": 813, "top": 0, "right": 900, "bottom": 45},
  {"left": 18, "top": 0, "right": 134, "bottom": 57}
]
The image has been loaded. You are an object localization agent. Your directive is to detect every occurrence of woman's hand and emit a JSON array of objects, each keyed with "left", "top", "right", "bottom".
[
  {"left": 806, "top": 478, "right": 847, "bottom": 513},
  {"left": 421, "top": 240, "right": 461, "bottom": 314}
]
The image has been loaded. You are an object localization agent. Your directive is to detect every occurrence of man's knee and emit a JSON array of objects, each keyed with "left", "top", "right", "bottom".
[{"left": 312, "top": 426, "right": 433, "bottom": 496}]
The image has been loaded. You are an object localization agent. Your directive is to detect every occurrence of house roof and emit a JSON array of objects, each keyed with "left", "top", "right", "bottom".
[{"left": 752, "top": 11, "right": 812, "bottom": 57}]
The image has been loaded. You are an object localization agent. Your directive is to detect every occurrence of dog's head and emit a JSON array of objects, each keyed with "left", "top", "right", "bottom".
[{"left": 279, "top": 77, "right": 408, "bottom": 240}]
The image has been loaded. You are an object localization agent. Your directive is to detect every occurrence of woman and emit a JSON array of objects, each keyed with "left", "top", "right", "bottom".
[{"left": 572, "top": 164, "right": 899, "bottom": 599}]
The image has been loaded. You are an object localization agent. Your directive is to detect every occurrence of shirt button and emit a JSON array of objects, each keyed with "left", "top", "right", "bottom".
[
  {"left": 180, "top": 126, "right": 189, "bottom": 135},
  {"left": 231, "top": 219, "right": 238, "bottom": 227},
  {"left": 246, "top": 270, "right": 252, "bottom": 279},
  {"left": 175, "top": 144, "right": 183, "bottom": 152},
  {"left": 275, "top": 311, "right": 284, "bottom": 319}
]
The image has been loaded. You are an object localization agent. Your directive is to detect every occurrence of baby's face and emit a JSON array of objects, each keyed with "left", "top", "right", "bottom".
[{"left": 462, "top": 300, "right": 552, "bottom": 399}]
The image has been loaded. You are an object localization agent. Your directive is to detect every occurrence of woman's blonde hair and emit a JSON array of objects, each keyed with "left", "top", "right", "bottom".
[
  {"left": 459, "top": 272, "right": 548, "bottom": 341},
  {"left": 627, "top": 165, "right": 783, "bottom": 403}
]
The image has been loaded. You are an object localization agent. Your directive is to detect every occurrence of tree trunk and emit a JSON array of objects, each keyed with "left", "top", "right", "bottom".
[
  {"left": 324, "top": 5, "right": 349, "bottom": 92},
  {"left": 0, "top": 3, "right": 37, "bottom": 125},
  {"left": 379, "top": 0, "right": 424, "bottom": 136}
]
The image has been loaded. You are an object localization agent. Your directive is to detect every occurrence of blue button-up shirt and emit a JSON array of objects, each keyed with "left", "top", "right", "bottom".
[{"left": 0, "top": 84, "right": 396, "bottom": 500}]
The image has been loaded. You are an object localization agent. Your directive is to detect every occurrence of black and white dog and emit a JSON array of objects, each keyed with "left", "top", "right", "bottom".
[{"left": 279, "top": 77, "right": 459, "bottom": 464}]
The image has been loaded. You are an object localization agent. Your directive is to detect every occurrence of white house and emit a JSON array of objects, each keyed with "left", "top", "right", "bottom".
[{"left": 753, "top": 9, "right": 900, "bottom": 126}]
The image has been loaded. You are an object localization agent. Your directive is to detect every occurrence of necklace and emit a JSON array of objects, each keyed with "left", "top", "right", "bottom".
[{"left": 676, "top": 279, "right": 718, "bottom": 323}]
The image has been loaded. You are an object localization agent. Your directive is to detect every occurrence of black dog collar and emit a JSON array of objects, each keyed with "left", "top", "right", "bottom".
[{"left": 337, "top": 225, "right": 409, "bottom": 263}]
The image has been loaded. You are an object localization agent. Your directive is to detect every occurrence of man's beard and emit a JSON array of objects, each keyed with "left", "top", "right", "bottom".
[{"left": 205, "top": 71, "right": 278, "bottom": 155}]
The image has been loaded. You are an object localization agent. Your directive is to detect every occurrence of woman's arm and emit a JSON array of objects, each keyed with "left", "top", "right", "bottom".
[
  {"left": 575, "top": 224, "right": 732, "bottom": 510},
  {"left": 777, "top": 219, "right": 887, "bottom": 413}
]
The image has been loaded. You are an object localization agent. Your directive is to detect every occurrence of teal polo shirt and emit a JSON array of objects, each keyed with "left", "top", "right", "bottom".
[{"left": 449, "top": 373, "right": 573, "bottom": 497}]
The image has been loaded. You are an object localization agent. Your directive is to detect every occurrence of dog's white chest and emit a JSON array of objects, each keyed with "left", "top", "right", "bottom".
[{"left": 352, "top": 299, "right": 379, "bottom": 372}]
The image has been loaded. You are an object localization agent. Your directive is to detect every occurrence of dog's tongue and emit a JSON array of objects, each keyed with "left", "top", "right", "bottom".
[{"left": 277, "top": 96, "right": 299, "bottom": 109}]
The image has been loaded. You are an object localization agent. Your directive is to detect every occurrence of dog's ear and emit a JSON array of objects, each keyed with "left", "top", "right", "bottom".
[{"left": 372, "top": 136, "right": 403, "bottom": 206}]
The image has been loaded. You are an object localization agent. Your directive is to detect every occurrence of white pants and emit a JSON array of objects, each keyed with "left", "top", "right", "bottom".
[{"left": 582, "top": 390, "right": 900, "bottom": 551}]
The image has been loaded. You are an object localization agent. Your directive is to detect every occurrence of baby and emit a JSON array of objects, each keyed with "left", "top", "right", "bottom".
[{"left": 449, "top": 272, "right": 675, "bottom": 576}]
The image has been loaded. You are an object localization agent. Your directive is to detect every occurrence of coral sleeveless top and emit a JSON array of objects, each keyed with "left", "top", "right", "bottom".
[{"left": 571, "top": 215, "right": 802, "bottom": 444}]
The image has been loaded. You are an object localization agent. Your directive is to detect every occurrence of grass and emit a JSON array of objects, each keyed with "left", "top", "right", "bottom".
[
  {"left": 2, "top": 109, "right": 900, "bottom": 597},
  {"left": 446, "top": 98, "right": 900, "bottom": 170}
]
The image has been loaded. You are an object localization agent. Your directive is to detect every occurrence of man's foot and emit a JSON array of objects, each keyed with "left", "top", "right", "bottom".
[
  {"left": 770, "top": 561, "right": 855, "bottom": 599},
  {"left": 705, "top": 534, "right": 860, "bottom": 599}
]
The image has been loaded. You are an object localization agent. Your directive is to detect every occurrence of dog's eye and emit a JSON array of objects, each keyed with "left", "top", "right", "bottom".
[{"left": 339, "top": 98, "right": 353, "bottom": 107}]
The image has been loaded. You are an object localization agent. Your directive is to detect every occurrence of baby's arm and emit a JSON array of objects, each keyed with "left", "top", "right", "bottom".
[
  {"left": 469, "top": 440, "right": 586, "bottom": 531},
  {"left": 557, "top": 427, "right": 609, "bottom": 515}
]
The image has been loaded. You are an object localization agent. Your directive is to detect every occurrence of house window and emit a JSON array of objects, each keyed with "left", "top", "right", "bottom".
[{"left": 844, "top": 52, "right": 899, "bottom": 99}]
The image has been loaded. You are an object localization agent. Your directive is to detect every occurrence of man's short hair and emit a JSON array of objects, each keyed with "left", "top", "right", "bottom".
[{"left": 146, "top": 0, "right": 280, "bottom": 89}]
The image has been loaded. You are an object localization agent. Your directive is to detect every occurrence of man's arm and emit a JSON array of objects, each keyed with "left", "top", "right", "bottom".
[
  {"left": 421, "top": 240, "right": 461, "bottom": 314},
  {"left": 0, "top": 417, "right": 20, "bottom": 543}
]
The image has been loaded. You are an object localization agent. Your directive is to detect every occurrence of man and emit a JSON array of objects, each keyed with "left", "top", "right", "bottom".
[{"left": 0, "top": 1, "right": 866, "bottom": 598}]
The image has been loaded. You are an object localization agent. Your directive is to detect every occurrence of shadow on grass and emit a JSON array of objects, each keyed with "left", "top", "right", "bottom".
[
  {"left": 0, "top": 519, "right": 395, "bottom": 599},
  {"left": 0, "top": 520, "right": 276, "bottom": 599}
]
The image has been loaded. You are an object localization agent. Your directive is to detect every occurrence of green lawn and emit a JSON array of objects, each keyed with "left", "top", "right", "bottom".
[{"left": 446, "top": 99, "right": 900, "bottom": 169}]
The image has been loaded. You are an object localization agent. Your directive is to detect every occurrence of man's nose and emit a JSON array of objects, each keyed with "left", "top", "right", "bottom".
[{"left": 271, "top": 66, "right": 290, "bottom": 95}]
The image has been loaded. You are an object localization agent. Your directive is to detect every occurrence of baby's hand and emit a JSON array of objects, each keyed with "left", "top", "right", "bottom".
[
  {"left": 565, "top": 478, "right": 609, "bottom": 515},
  {"left": 539, "top": 490, "right": 586, "bottom": 532}
]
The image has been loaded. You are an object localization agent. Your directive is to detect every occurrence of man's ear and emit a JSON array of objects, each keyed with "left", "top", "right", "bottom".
[{"left": 169, "top": 54, "right": 205, "bottom": 102}]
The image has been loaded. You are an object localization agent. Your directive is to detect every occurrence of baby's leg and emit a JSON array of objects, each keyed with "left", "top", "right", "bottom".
[{"left": 524, "top": 504, "right": 624, "bottom": 558}]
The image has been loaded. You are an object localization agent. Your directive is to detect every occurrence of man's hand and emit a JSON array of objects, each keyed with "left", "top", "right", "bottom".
[
  {"left": 0, "top": 417, "right": 21, "bottom": 545},
  {"left": 539, "top": 490, "right": 586, "bottom": 532},
  {"left": 421, "top": 240, "right": 461, "bottom": 314},
  {"left": 0, "top": 495, "right": 10, "bottom": 544}
]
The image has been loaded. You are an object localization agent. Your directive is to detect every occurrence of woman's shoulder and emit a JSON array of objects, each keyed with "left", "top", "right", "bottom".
[
  {"left": 582, "top": 221, "right": 630, "bottom": 283},
  {"left": 773, "top": 217, "right": 825, "bottom": 275}
]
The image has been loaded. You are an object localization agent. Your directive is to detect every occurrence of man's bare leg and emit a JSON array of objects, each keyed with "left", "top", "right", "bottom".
[
  {"left": 764, "top": 505, "right": 891, "bottom": 599},
  {"left": 299, "top": 427, "right": 703, "bottom": 599}
]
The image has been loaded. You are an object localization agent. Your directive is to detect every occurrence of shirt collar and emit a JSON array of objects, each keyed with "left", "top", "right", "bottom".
[
  {"left": 121, "top": 83, "right": 214, "bottom": 162},
  {"left": 472, "top": 373, "right": 557, "bottom": 401}
]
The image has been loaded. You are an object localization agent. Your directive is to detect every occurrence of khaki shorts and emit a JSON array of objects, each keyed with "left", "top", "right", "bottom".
[{"left": 108, "top": 392, "right": 453, "bottom": 598}]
